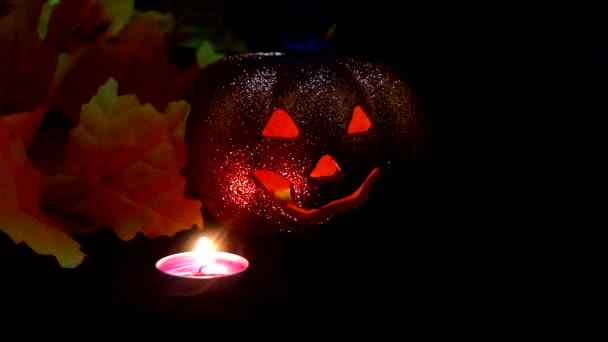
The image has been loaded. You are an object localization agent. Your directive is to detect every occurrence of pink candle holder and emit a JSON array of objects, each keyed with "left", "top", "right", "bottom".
[
  {"left": 155, "top": 251, "right": 249, "bottom": 280},
  {"left": 155, "top": 237, "right": 249, "bottom": 296}
]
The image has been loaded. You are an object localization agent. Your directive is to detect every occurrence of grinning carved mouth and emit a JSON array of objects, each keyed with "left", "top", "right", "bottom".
[{"left": 251, "top": 168, "right": 384, "bottom": 224}]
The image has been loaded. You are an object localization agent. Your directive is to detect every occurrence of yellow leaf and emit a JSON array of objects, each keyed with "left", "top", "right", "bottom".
[
  {"left": 0, "top": 8, "right": 57, "bottom": 116},
  {"left": 60, "top": 77, "right": 203, "bottom": 240},
  {"left": 0, "top": 211, "right": 84, "bottom": 268},
  {"left": 100, "top": 0, "right": 135, "bottom": 36},
  {"left": 0, "top": 118, "right": 85, "bottom": 268}
]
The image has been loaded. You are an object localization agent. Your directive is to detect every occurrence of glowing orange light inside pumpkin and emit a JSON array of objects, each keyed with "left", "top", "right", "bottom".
[
  {"left": 348, "top": 105, "right": 372, "bottom": 136},
  {"left": 262, "top": 109, "right": 299, "bottom": 139},
  {"left": 310, "top": 155, "right": 341, "bottom": 178},
  {"left": 252, "top": 170, "right": 294, "bottom": 203}
]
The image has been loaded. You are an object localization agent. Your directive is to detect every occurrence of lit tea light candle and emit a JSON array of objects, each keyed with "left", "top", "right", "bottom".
[
  {"left": 156, "top": 236, "right": 249, "bottom": 280},
  {"left": 191, "top": 237, "right": 229, "bottom": 276}
]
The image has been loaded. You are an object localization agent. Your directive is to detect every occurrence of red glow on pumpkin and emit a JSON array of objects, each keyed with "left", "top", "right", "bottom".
[
  {"left": 310, "top": 155, "right": 341, "bottom": 179},
  {"left": 251, "top": 169, "right": 294, "bottom": 203},
  {"left": 347, "top": 105, "right": 372, "bottom": 136},
  {"left": 262, "top": 109, "right": 299, "bottom": 139}
]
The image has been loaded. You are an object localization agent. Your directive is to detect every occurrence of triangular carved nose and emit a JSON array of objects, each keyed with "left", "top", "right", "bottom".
[{"left": 310, "top": 155, "right": 341, "bottom": 179}]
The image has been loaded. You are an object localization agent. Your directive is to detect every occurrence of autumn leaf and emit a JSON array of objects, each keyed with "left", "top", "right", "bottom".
[
  {"left": 1, "top": 100, "right": 48, "bottom": 148},
  {"left": 39, "top": 0, "right": 140, "bottom": 53},
  {"left": 0, "top": 0, "right": 43, "bottom": 31},
  {"left": 38, "top": 0, "right": 105, "bottom": 53},
  {"left": 27, "top": 125, "right": 92, "bottom": 234},
  {"left": 0, "top": 3, "right": 57, "bottom": 116},
  {"left": 0, "top": 117, "right": 85, "bottom": 268},
  {"left": 49, "top": 16, "right": 199, "bottom": 126},
  {"left": 46, "top": 77, "right": 202, "bottom": 241}
]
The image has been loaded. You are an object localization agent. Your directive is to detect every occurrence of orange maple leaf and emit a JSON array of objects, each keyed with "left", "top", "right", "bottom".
[
  {"left": 52, "top": 77, "right": 203, "bottom": 240},
  {"left": 0, "top": 117, "right": 85, "bottom": 268}
]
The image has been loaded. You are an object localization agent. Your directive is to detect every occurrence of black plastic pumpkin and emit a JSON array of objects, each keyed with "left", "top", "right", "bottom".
[{"left": 182, "top": 52, "right": 426, "bottom": 234}]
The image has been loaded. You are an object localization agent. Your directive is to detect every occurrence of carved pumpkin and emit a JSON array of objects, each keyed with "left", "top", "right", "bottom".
[{"left": 183, "top": 52, "right": 426, "bottom": 234}]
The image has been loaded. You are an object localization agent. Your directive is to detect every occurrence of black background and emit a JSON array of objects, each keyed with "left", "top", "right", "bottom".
[{"left": 1, "top": 0, "right": 602, "bottom": 335}]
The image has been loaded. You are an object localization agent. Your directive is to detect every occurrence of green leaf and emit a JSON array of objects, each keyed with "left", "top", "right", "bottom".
[{"left": 195, "top": 40, "right": 224, "bottom": 67}]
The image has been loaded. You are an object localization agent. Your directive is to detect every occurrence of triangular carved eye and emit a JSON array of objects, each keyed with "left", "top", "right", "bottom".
[
  {"left": 347, "top": 105, "right": 373, "bottom": 136},
  {"left": 263, "top": 109, "right": 299, "bottom": 139}
]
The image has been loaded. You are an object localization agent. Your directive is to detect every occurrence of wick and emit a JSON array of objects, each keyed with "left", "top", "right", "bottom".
[{"left": 193, "top": 265, "right": 223, "bottom": 277}]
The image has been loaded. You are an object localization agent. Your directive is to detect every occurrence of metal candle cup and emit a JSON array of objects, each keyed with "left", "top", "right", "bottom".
[
  {"left": 155, "top": 237, "right": 249, "bottom": 296},
  {"left": 155, "top": 250, "right": 249, "bottom": 279}
]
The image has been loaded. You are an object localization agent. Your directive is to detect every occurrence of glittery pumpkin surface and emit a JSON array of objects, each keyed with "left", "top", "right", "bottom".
[{"left": 183, "top": 52, "right": 425, "bottom": 234}]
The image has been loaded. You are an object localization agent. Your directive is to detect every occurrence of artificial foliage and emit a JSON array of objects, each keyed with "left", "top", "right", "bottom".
[{"left": 0, "top": 0, "right": 247, "bottom": 267}]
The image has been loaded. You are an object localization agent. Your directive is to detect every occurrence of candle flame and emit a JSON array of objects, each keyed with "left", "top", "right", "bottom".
[
  {"left": 192, "top": 236, "right": 228, "bottom": 276},
  {"left": 194, "top": 236, "right": 216, "bottom": 253},
  {"left": 193, "top": 236, "right": 216, "bottom": 268}
]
